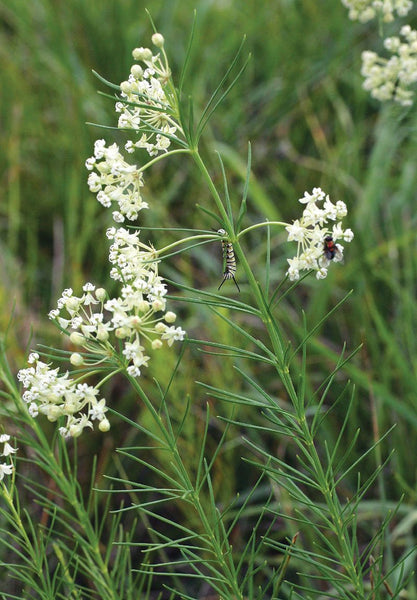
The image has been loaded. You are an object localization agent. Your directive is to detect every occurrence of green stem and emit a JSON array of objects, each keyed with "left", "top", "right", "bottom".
[
  {"left": 138, "top": 148, "right": 191, "bottom": 173},
  {"left": 2, "top": 378, "right": 118, "bottom": 599},
  {"left": 235, "top": 244, "right": 362, "bottom": 594},
  {"left": 297, "top": 415, "right": 363, "bottom": 593},
  {"left": 191, "top": 149, "right": 231, "bottom": 229},
  {"left": 127, "top": 375, "right": 243, "bottom": 599},
  {"left": 238, "top": 220, "right": 288, "bottom": 238},
  {"left": 191, "top": 148, "right": 363, "bottom": 595},
  {"left": 158, "top": 233, "right": 217, "bottom": 255}
]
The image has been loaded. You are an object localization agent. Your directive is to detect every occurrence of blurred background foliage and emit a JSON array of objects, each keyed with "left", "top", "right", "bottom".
[{"left": 2, "top": 0, "right": 417, "bottom": 596}]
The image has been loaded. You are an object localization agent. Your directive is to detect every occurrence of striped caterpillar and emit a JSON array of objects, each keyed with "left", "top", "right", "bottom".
[{"left": 217, "top": 229, "right": 240, "bottom": 292}]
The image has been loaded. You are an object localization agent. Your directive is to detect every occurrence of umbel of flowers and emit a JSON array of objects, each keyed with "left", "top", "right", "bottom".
[
  {"left": 116, "top": 32, "right": 184, "bottom": 157},
  {"left": 341, "top": 0, "right": 413, "bottom": 23},
  {"left": 18, "top": 33, "right": 185, "bottom": 438},
  {"left": 341, "top": 1, "right": 417, "bottom": 106},
  {"left": 361, "top": 25, "right": 417, "bottom": 106},
  {"left": 285, "top": 187, "right": 354, "bottom": 281},
  {"left": 86, "top": 140, "right": 147, "bottom": 223}
]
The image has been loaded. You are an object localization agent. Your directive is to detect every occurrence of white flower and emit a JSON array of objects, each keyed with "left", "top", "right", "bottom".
[
  {"left": 17, "top": 355, "right": 108, "bottom": 438},
  {"left": 115, "top": 37, "right": 183, "bottom": 157},
  {"left": 161, "top": 325, "right": 186, "bottom": 347},
  {"left": 1, "top": 442, "right": 18, "bottom": 457},
  {"left": 285, "top": 188, "right": 353, "bottom": 280},
  {"left": 46, "top": 226, "right": 186, "bottom": 387},
  {"left": 28, "top": 403, "right": 38, "bottom": 417},
  {"left": 0, "top": 463, "right": 13, "bottom": 481},
  {"left": 0, "top": 434, "right": 17, "bottom": 459},
  {"left": 26, "top": 36, "right": 188, "bottom": 439},
  {"left": 0, "top": 434, "right": 17, "bottom": 481},
  {"left": 89, "top": 398, "right": 108, "bottom": 421},
  {"left": 299, "top": 187, "right": 326, "bottom": 204},
  {"left": 86, "top": 140, "right": 148, "bottom": 222},
  {"left": 69, "top": 414, "right": 94, "bottom": 438},
  {"left": 343, "top": 228, "right": 354, "bottom": 242},
  {"left": 342, "top": 0, "right": 413, "bottom": 23},
  {"left": 286, "top": 257, "right": 300, "bottom": 281},
  {"left": 285, "top": 220, "right": 306, "bottom": 242},
  {"left": 361, "top": 26, "right": 417, "bottom": 106}
]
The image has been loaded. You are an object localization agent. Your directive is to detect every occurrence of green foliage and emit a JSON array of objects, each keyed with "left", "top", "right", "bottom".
[{"left": 1, "top": 1, "right": 417, "bottom": 599}]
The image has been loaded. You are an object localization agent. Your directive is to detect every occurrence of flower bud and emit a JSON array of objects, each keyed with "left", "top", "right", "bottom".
[
  {"left": 70, "top": 353, "right": 84, "bottom": 367},
  {"left": 95, "top": 288, "right": 107, "bottom": 302},
  {"left": 70, "top": 332, "right": 85, "bottom": 346},
  {"left": 137, "top": 300, "right": 150, "bottom": 312},
  {"left": 152, "top": 299, "right": 165, "bottom": 312},
  {"left": 99, "top": 418, "right": 110, "bottom": 432},
  {"left": 96, "top": 325, "right": 109, "bottom": 342},
  {"left": 130, "top": 64, "right": 143, "bottom": 79},
  {"left": 130, "top": 316, "right": 142, "bottom": 329},
  {"left": 65, "top": 297, "right": 81, "bottom": 313},
  {"left": 132, "top": 47, "right": 153, "bottom": 61},
  {"left": 46, "top": 406, "right": 63, "bottom": 421},
  {"left": 120, "top": 80, "right": 132, "bottom": 94},
  {"left": 69, "top": 424, "right": 83, "bottom": 438},
  {"left": 115, "top": 326, "right": 131, "bottom": 339},
  {"left": 164, "top": 311, "right": 176, "bottom": 323},
  {"left": 152, "top": 33, "right": 164, "bottom": 48}
]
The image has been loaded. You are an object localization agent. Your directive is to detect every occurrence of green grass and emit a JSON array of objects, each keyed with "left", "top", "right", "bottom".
[{"left": 1, "top": 0, "right": 417, "bottom": 597}]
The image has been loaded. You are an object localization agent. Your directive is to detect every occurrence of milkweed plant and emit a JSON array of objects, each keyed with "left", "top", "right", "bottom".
[{"left": 0, "top": 5, "right": 415, "bottom": 599}]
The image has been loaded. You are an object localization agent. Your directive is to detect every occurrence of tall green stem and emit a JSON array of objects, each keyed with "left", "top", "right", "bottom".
[
  {"left": 191, "top": 148, "right": 363, "bottom": 595},
  {"left": 191, "top": 149, "right": 231, "bottom": 229}
]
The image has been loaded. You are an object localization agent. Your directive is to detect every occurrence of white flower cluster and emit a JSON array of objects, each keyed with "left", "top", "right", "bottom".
[
  {"left": 48, "top": 273, "right": 185, "bottom": 379},
  {"left": 18, "top": 353, "right": 110, "bottom": 438},
  {"left": 341, "top": 0, "right": 413, "bottom": 22},
  {"left": 107, "top": 227, "right": 159, "bottom": 283},
  {"left": 0, "top": 434, "right": 17, "bottom": 481},
  {"left": 361, "top": 25, "right": 417, "bottom": 106},
  {"left": 285, "top": 188, "right": 354, "bottom": 281},
  {"left": 116, "top": 33, "right": 182, "bottom": 157},
  {"left": 18, "top": 33, "right": 186, "bottom": 438},
  {"left": 86, "top": 139, "right": 147, "bottom": 223}
]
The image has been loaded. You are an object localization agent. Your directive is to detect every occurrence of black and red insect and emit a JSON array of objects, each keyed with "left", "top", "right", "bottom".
[{"left": 323, "top": 235, "right": 342, "bottom": 261}]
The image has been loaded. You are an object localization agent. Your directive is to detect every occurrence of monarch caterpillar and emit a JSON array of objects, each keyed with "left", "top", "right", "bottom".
[{"left": 217, "top": 228, "right": 240, "bottom": 292}]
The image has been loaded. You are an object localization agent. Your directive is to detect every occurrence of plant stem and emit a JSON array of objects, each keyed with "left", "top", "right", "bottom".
[
  {"left": 158, "top": 233, "right": 217, "bottom": 255},
  {"left": 191, "top": 149, "right": 231, "bottom": 229},
  {"left": 1, "top": 388, "right": 118, "bottom": 598},
  {"left": 127, "top": 375, "right": 243, "bottom": 599},
  {"left": 191, "top": 148, "right": 363, "bottom": 595},
  {"left": 138, "top": 148, "right": 191, "bottom": 173},
  {"left": 238, "top": 220, "right": 288, "bottom": 238}
]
